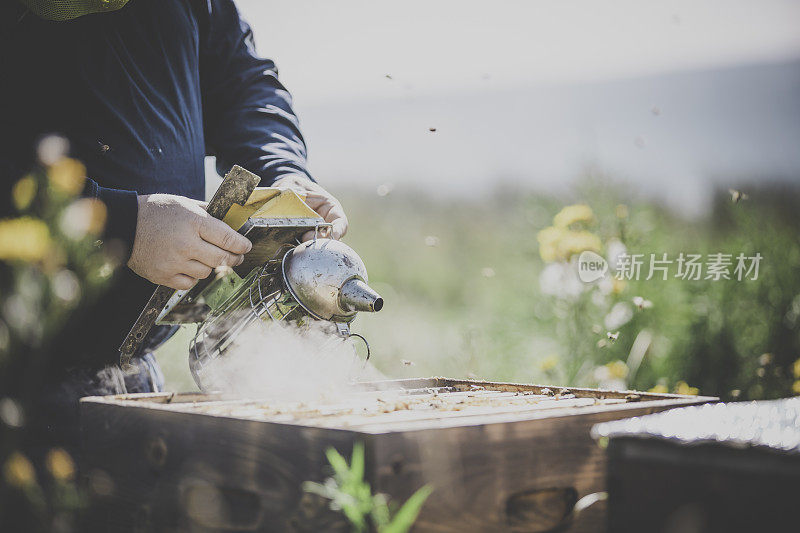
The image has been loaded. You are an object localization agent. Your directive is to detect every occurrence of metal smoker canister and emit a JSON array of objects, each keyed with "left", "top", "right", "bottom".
[{"left": 189, "top": 238, "right": 383, "bottom": 390}]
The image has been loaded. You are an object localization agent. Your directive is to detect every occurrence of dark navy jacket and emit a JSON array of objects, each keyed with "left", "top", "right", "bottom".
[{"left": 0, "top": 0, "right": 313, "bottom": 372}]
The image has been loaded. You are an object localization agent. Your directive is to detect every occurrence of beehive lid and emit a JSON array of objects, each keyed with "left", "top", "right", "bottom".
[
  {"left": 592, "top": 397, "right": 800, "bottom": 456},
  {"left": 83, "top": 378, "right": 715, "bottom": 434}
]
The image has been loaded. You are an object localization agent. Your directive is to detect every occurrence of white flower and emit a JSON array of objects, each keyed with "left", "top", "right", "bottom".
[
  {"left": 606, "top": 240, "right": 627, "bottom": 271},
  {"left": 604, "top": 302, "right": 633, "bottom": 329},
  {"left": 597, "top": 276, "right": 614, "bottom": 295},
  {"left": 540, "top": 262, "right": 584, "bottom": 299}
]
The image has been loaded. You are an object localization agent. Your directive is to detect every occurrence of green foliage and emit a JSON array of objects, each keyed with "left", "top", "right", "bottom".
[
  {"left": 334, "top": 177, "right": 800, "bottom": 400},
  {"left": 303, "top": 442, "right": 432, "bottom": 533}
]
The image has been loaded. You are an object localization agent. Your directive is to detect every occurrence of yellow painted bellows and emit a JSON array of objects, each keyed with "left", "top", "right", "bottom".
[{"left": 222, "top": 188, "right": 318, "bottom": 230}]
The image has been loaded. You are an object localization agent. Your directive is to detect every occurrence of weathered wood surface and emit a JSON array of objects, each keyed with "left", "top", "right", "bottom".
[
  {"left": 80, "top": 378, "right": 715, "bottom": 532},
  {"left": 369, "top": 404, "right": 697, "bottom": 532},
  {"left": 605, "top": 437, "right": 800, "bottom": 532},
  {"left": 81, "top": 401, "right": 355, "bottom": 532}
]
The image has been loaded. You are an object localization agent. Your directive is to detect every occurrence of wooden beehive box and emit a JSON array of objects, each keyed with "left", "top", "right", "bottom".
[{"left": 80, "top": 378, "right": 714, "bottom": 532}]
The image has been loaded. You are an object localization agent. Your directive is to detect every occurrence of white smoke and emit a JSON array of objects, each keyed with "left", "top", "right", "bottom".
[{"left": 194, "top": 320, "right": 385, "bottom": 402}]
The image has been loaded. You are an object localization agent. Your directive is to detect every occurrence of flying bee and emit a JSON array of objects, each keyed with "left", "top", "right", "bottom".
[{"left": 729, "top": 189, "right": 748, "bottom": 203}]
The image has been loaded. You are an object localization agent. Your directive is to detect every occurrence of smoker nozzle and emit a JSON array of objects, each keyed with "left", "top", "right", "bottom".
[{"left": 339, "top": 278, "right": 384, "bottom": 313}]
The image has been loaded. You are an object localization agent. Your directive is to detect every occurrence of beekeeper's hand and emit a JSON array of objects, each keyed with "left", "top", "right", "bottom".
[
  {"left": 272, "top": 175, "right": 349, "bottom": 241},
  {"left": 127, "top": 194, "right": 252, "bottom": 290}
]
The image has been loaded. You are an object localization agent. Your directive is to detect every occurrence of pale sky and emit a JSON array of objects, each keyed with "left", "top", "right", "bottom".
[
  {"left": 214, "top": 0, "right": 800, "bottom": 214},
  {"left": 237, "top": 0, "right": 800, "bottom": 106}
]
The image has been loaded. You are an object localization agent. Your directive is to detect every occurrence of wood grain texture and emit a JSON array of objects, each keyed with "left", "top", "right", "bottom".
[
  {"left": 81, "top": 402, "right": 355, "bottom": 532},
  {"left": 368, "top": 403, "right": 693, "bottom": 532},
  {"left": 80, "top": 379, "right": 715, "bottom": 532}
]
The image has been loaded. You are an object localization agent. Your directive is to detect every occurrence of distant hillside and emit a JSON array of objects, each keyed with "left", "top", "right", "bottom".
[{"left": 296, "top": 59, "right": 800, "bottom": 213}]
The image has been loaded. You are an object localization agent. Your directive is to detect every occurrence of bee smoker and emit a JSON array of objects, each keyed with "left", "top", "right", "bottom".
[
  {"left": 119, "top": 166, "right": 383, "bottom": 391},
  {"left": 186, "top": 237, "right": 383, "bottom": 389}
]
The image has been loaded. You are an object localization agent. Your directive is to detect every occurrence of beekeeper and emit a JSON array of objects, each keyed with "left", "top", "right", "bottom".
[{"left": 0, "top": 0, "right": 347, "bottom": 448}]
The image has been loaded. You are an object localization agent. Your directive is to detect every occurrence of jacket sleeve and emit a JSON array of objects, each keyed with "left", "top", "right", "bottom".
[
  {"left": 199, "top": 0, "right": 314, "bottom": 185},
  {"left": 83, "top": 177, "right": 138, "bottom": 257}
]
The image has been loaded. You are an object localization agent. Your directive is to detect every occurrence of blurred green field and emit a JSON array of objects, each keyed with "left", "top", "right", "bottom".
[{"left": 157, "top": 177, "right": 800, "bottom": 400}]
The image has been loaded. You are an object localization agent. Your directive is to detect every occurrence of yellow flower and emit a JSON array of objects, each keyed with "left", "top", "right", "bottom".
[
  {"left": 47, "top": 158, "right": 86, "bottom": 196},
  {"left": 537, "top": 226, "right": 602, "bottom": 263},
  {"left": 12, "top": 175, "right": 37, "bottom": 211},
  {"left": 539, "top": 354, "right": 559, "bottom": 372},
  {"left": 0, "top": 217, "right": 52, "bottom": 262},
  {"left": 537, "top": 226, "right": 565, "bottom": 262},
  {"left": 793, "top": 380, "right": 800, "bottom": 395},
  {"left": 553, "top": 204, "right": 594, "bottom": 228},
  {"left": 558, "top": 230, "right": 602, "bottom": 259},
  {"left": 675, "top": 381, "right": 699, "bottom": 396},
  {"left": 606, "top": 360, "right": 629, "bottom": 380},
  {"left": 3, "top": 452, "right": 36, "bottom": 488},
  {"left": 46, "top": 448, "right": 75, "bottom": 482},
  {"left": 793, "top": 358, "right": 800, "bottom": 379},
  {"left": 648, "top": 384, "right": 669, "bottom": 394}
]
